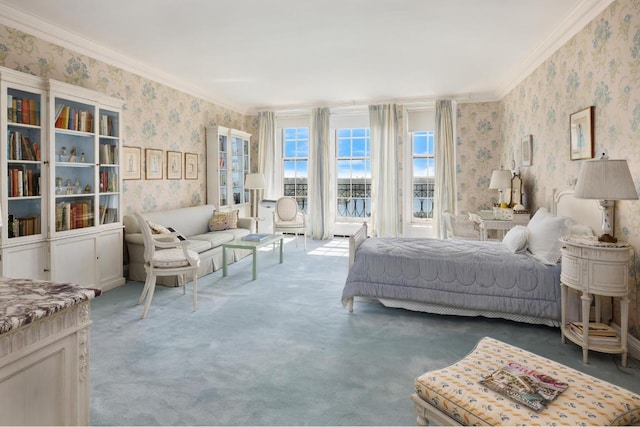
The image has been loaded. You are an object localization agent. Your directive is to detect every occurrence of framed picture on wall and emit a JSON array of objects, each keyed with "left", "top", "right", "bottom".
[
  {"left": 569, "top": 106, "right": 594, "bottom": 160},
  {"left": 185, "top": 153, "right": 198, "bottom": 180},
  {"left": 145, "top": 148, "right": 163, "bottom": 180},
  {"left": 521, "top": 135, "right": 532, "bottom": 166},
  {"left": 122, "top": 146, "right": 141, "bottom": 180},
  {"left": 167, "top": 151, "right": 182, "bottom": 179}
]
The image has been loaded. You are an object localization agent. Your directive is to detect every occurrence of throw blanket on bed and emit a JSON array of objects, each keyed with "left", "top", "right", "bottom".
[{"left": 342, "top": 237, "right": 561, "bottom": 320}]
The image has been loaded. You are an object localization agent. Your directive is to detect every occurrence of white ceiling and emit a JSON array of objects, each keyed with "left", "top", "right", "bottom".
[{"left": 0, "top": 0, "right": 613, "bottom": 114}]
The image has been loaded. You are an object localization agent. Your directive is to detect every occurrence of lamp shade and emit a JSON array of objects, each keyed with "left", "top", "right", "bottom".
[
  {"left": 488, "top": 169, "right": 512, "bottom": 189},
  {"left": 574, "top": 159, "right": 639, "bottom": 200},
  {"left": 244, "top": 173, "right": 265, "bottom": 190}
]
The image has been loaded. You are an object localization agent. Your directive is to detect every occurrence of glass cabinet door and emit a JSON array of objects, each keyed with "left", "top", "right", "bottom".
[
  {"left": 6, "top": 87, "right": 44, "bottom": 239},
  {"left": 218, "top": 134, "right": 227, "bottom": 206},
  {"left": 98, "top": 108, "right": 120, "bottom": 225}
]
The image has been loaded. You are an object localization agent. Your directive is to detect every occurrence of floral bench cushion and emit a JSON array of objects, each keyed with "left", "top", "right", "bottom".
[{"left": 414, "top": 336, "right": 640, "bottom": 425}]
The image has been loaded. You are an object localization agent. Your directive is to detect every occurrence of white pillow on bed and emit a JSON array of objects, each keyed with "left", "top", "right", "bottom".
[
  {"left": 502, "top": 225, "right": 528, "bottom": 253},
  {"left": 569, "top": 223, "right": 595, "bottom": 236},
  {"left": 526, "top": 208, "right": 571, "bottom": 265}
]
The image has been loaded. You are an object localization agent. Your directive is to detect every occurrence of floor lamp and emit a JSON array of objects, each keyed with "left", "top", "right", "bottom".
[{"left": 244, "top": 173, "right": 265, "bottom": 222}]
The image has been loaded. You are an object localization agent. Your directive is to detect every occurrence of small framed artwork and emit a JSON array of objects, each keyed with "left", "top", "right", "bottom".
[
  {"left": 185, "top": 152, "right": 198, "bottom": 180},
  {"left": 569, "top": 106, "right": 594, "bottom": 160},
  {"left": 122, "top": 146, "right": 141, "bottom": 180},
  {"left": 521, "top": 135, "right": 532, "bottom": 166},
  {"left": 145, "top": 148, "right": 163, "bottom": 180},
  {"left": 167, "top": 151, "right": 182, "bottom": 179}
]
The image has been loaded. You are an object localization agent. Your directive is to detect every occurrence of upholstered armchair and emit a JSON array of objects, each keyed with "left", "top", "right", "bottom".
[{"left": 272, "top": 197, "right": 307, "bottom": 249}]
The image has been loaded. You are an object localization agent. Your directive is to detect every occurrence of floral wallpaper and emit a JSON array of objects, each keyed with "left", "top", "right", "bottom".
[{"left": 0, "top": 24, "right": 256, "bottom": 216}]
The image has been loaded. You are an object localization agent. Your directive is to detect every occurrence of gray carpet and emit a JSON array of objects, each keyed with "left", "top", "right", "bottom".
[{"left": 90, "top": 237, "right": 640, "bottom": 426}]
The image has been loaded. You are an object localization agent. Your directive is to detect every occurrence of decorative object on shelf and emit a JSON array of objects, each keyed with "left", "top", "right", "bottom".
[
  {"left": 166, "top": 151, "right": 182, "bottom": 180},
  {"left": 185, "top": 152, "right": 198, "bottom": 180},
  {"left": 574, "top": 153, "right": 638, "bottom": 243},
  {"left": 521, "top": 134, "right": 532, "bottom": 166},
  {"left": 145, "top": 148, "right": 163, "bottom": 180},
  {"left": 245, "top": 173, "right": 265, "bottom": 217},
  {"left": 570, "top": 106, "right": 594, "bottom": 160},
  {"left": 69, "top": 147, "right": 77, "bottom": 163},
  {"left": 59, "top": 146, "right": 66, "bottom": 162},
  {"left": 84, "top": 185, "right": 91, "bottom": 193},
  {"left": 122, "top": 146, "right": 141, "bottom": 180},
  {"left": 489, "top": 169, "right": 512, "bottom": 209},
  {"left": 80, "top": 152, "right": 85, "bottom": 162}
]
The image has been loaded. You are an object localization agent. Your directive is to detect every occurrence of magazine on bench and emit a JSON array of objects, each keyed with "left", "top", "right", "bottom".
[{"left": 480, "top": 361, "right": 568, "bottom": 412}]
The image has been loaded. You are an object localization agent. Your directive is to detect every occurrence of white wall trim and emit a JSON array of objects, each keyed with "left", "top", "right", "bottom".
[
  {"left": 0, "top": 4, "right": 248, "bottom": 115},
  {"left": 496, "top": 0, "right": 615, "bottom": 99},
  {"left": 611, "top": 323, "right": 640, "bottom": 363}
]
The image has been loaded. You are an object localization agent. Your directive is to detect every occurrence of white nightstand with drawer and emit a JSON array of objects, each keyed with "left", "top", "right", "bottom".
[{"left": 559, "top": 236, "right": 632, "bottom": 366}]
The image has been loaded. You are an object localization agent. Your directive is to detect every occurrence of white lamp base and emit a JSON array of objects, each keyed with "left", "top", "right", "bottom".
[{"left": 598, "top": 200, "right": 616, "bottom": 243}]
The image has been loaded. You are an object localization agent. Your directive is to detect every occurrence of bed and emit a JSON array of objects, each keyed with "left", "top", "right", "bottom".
[{"left": 341, "top": 189, "right": 604, "bottom": 326}]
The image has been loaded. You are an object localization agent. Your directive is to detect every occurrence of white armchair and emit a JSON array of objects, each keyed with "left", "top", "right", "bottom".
[
  {"left": 443, "top": 211, "right": 480, "bottom": 240},
  {"left": 272, "top": 197, "right": 306, "bottom": 249},
  {"left": 135, "top": 212, "right": 201, "bottom": 319}
]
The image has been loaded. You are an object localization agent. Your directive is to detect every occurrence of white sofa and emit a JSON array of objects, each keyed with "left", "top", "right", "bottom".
[{"left": 124, "top": 205, "right": 254, "bottom": 286}]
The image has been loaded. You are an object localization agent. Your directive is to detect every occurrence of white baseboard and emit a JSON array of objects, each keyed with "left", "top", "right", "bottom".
[{"left": 612, "top": 323, "right": 640, "bottom": 362}]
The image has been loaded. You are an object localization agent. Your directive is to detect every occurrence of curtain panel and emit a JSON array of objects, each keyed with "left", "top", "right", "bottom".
[
  {"left": 369, "top": 104, "right": 401, "bottom": 238},
  {"left": 434, "top": 100, "right": 456, "bottom": 239},
  {"left": 258, "top": 111, "right": 277, "bottom": 199},
  {"left": 308, "top": 107, "right": 332, "bottom": 239}
]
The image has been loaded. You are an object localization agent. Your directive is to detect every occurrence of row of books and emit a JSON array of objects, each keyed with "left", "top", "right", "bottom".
[
  {"left": 8, "top": 166, "right": 40, "bottom": 197},
  {"left": 99, "top": 170, "right": 119, "bottom": 193},
  {"left": 219, "top": 156, "right": 226, "bottom": 169},
  {"left": 8, "top": 95, "right": 40, "bottom": 126},
  {"left": 99, "top": 144, "right": 119, "bottom": 165},
  {"left": 8, "top": 130, "right": 41, "bottom": 161},
  {"left": 99, "top": 205, "right": 118, "bottom": 225},
  {"left": 55, "top": 200, "right": 94, "bottom": 231},
  {"left": 99, "top": 114, "right": 117, "bottom": 137},
  {"left": 55, "top": 105, "right": 94, "bottom": 132},
  {"left": 8, "top": 214, "right": 41, "bottom": 238},
  {"left": 566, "top": 322, "right": 620, "bottom": 345}
]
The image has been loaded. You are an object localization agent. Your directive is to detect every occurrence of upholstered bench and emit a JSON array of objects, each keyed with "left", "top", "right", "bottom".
[{"left": 412, "top": 336, "right": 640, "bottom": 426}]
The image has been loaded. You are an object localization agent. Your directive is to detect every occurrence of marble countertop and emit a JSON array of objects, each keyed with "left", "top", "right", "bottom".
[{"left": 0, "top": 277, "right": 101, "bottom": 335}]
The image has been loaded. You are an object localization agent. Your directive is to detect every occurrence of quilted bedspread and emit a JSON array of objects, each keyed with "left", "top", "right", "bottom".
[{"left": 342, "top": 237, "right": 562, "bottom": 320}]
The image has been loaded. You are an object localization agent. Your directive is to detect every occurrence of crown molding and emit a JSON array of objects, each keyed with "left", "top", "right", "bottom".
[
  {"left": 496, "top": 0, "right": 615, "bottom": 99},
  {"left": 0, "top": 3, "right": 250, "bottom": 115}
]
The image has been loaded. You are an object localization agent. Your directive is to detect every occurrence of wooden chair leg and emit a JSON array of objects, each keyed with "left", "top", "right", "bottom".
[
  {"left": 137, "top": 273, "right": 153, "bottom": 305},
  {"left": 141, "top": 274, "right": 157, "bottom": 319}
]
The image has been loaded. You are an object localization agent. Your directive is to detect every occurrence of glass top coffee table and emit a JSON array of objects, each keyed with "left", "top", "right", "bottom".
[{"left": 222, "top": 234, "right": 284, "bottom": 280}]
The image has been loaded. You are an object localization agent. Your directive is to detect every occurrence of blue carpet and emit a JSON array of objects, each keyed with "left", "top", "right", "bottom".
[{"left": 90, "top": 238, "right": 640, "bottom": 425}]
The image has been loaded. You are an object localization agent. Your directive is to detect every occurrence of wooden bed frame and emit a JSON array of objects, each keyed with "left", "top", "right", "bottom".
[{"left": 344, "top": 189, "right": 605, "bottom": 318}]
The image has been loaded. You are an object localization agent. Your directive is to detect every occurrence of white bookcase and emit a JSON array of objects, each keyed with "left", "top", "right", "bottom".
[
  {"left": 0, "top": 67, "right": 125, "bottom": 290},
  {"left": 206, "top": 125, "right": 251, "bottom": 212},
  {"left": 0, "top": 68, "right": 48, "bottom": 279},
  {"left": 47, "top": 80, "right": 124, "bottom": 290}
]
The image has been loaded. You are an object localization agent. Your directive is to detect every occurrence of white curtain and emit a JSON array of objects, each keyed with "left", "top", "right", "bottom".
[
  {"left": 257, "top": 111, "right": 276, "bottom": 199},
  {"left": 433, "top": 100, "right": 456, "bottom": 239},
  {"left": 308, "top": 107, "right": 332, "bottom": 239},
  {"left": 369, "top": 104, "right": 400, "bottom": 237}
]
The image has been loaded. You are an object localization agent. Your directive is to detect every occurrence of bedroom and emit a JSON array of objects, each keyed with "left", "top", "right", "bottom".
[{"left": 0, "top": 0, "right": 639, "bottom": 424}]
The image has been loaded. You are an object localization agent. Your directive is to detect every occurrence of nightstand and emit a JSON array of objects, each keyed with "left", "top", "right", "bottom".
[
  {"left": 468, "top": 210, "right": 530, "bottom": 241},
  {"left": 559, "top": 236, "right": 632, "bottom": 366}
]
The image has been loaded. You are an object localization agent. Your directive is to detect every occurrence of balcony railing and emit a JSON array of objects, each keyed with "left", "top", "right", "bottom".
[{"left": 283, "top": 181, "right": 434, "bottom": 219}]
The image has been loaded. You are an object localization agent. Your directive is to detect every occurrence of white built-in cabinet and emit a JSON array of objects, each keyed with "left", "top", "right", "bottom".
[
  {"left": 206, "top": 125, "right": 251, "bottom": 212},
  {"left": 0, "top": 67, "right": 125, "bottom": 290}
]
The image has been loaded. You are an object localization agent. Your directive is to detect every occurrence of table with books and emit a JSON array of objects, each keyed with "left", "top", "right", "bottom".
[
  {"left": 222, "top": 233, "right": 284, "bottom": 280},
  {"left": 412, "top": 336, "right": 640, "bottom": 426}
]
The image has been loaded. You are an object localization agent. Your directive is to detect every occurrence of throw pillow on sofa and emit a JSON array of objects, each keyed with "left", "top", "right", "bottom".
[
  {"left": 148, "top": 220, "right": 171, "bottom": 234},
  {"left": 208, "top": 209, "right": 239, "bottom": 231}
]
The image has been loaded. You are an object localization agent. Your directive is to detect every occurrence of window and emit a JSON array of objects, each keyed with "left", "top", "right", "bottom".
[
  {"left": 336, "top": 128, "right": 370, "bottom": 219},
  {"left": 412, "top": 131, "right": 435, "bottom": 219},
  {"left": 282, "top": 127, "right": 308, "bottom": 211}
]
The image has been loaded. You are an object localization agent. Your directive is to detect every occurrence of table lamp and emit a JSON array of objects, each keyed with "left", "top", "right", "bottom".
[
  {"left": 489, "top": 169, "right": 512, "bottom": 209},
  {"left": 244, "top": 173, "right": 265, "bottom": 218},
  {"left": 574, "top": 154, "right": 638, "bottom": 243}
]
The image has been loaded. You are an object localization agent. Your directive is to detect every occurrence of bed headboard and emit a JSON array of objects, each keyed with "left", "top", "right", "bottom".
[{"left": 552, "top": 188, "right": 605, "bottom": 234}]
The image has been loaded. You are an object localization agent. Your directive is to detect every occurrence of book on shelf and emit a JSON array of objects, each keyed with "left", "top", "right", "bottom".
[
  {"left": 567, "top": 322, "right": 620, "bottom": 345},
  {"left": 242, "top": 233, "right": 270, "bottom": 242},
  {"left": 479, "top": 361, "right": 568, "bottom": 412}
]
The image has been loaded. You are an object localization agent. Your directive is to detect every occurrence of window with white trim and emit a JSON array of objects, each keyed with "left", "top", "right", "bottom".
[
  {"left": 412, "top": 130, "right": 435, "bottom": 219},
  {"left": 282, "top": 127, "right": 308, "bottom": 211},
  {"left": 336, "top": 128, "right": 371, "bottom": 219}
]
